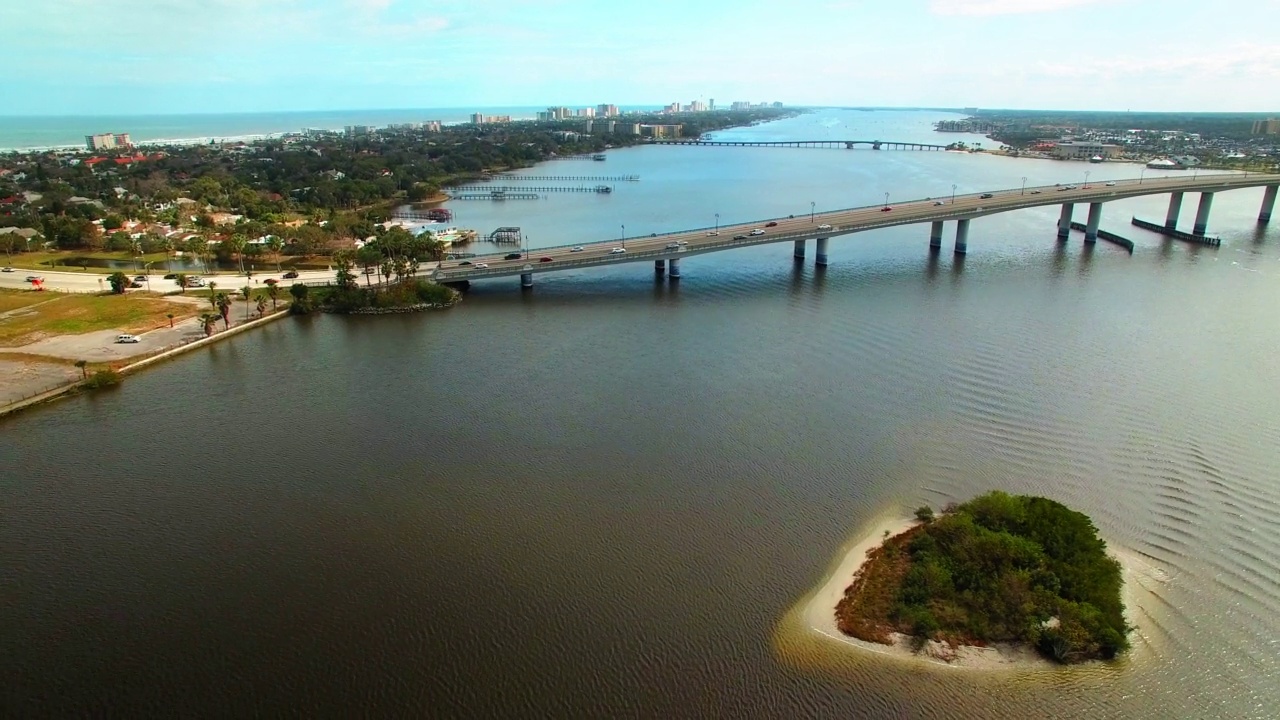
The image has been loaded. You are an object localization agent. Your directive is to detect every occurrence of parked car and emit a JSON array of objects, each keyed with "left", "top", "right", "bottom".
[
  {"left": 570, "top": 246, "right": 584, "bottom": 252},
  {"left": 749, "top": 229, "right": 765, "bottom": 236},
  {"left": 163, "top": 273, "right": 177, "bottom": 279},
  {"left": 765, "top": 221, "right": 778, "bottom": 227},
  {"left": 115, "top": 334, "right": 140, "bottom": 344},
  {"left": 817, "top": 224, "right": 832, "bottom": 230},
  {"left": 283, "top": 270, "right": 299, "bottom": 278},
  {"left": 610, "top": 247, "right": 627, "bottom": 254},
  {"left": 505, "top": 252, "right": 523, "bottom": 260}
]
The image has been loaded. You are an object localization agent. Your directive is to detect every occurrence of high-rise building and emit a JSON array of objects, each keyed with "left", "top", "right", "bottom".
[
  {"left": 85, "top": 133, "right": 117, "bottom": 150},
  {"left": 577, "top": 108, "right": 595, "bottom": 117},
  {"left": 690, "top": 100, "right": 707, "bottom": 112},
  {"left": 709, "top": 98, "right": 715, "bottom": 111},
  {"left": 1252, "top": 118, "right": 1280, "bottom": 135},
  {"left": 470, "top": 113, "right": 485, "bottom": 124},
  {"left": 344, "top": 125, "right": 372, "bottom": 137},
  {"left": 423, "top": 121, "right": 442, "bottom": 132},
  {"left": 664, "top": 102, "right": 680, "bottom": 114},
  {"left": 597, "top": 104, "right": 619, "bottom": 117},
  {"left": 113, "top": 133, "right": 132, "bottom": 147}
]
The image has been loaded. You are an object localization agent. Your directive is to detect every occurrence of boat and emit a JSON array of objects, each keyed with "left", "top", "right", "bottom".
[
  {"left": 592, "top": 154, "right": 606, "bottom": 161},
  {"left": 1089, "top": 155, "right": 1103, "bottom": 163},
  {"left": 1146, "top": 158, "right": 1183, "bottom": 170},
  {"left": 594, "top": 185, "right": 613, "bottom": 193}
]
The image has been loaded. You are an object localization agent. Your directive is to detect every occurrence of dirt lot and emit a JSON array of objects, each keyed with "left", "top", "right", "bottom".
[{"left": 0, "top": 289, "right": 200, "bottom": 347}]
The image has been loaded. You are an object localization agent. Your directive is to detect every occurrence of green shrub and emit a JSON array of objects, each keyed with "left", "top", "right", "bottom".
[{"left": 83, "top": 368, "right": 122, "bottom": 389}]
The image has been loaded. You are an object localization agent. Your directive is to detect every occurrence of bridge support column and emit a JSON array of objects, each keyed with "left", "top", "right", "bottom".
[
  {"left": 1193, "top": 192, "right": 1214, "bottom": 236},
  {"left": 1057, "top": 204, "right": 1073, "bottom": 240},
  {"left": 815, "top": 237, "right": 829, "bottom": 267},
  {"left": 1165, "top": 192, "right": 1184, "bottom": 229},
  {"left": 954, "top": 219, "right": 970, "bottom": 255},
  {"left": 1260, "top": 185, "right": 1278, "bottom": 223},
  {"left": 654, "top": 259, "right": 665, "bottom": 275},
  {"left": 520, "top": 273, "right": 533, "bottom": 288},
  {"left": 929, "top": 220, "right": 943, "bottom": 250},
  {"left": 793, "top": 239, "right": 806, "bottom": 260},
  {"left": 1085, "top": 202, "right": 1102, "bottom": 243},
  {"left": 668, "top": 258, "right": 681, "bottom": 279}
]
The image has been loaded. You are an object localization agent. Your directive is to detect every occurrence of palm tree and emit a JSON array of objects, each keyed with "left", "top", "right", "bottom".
[
  {"left": 215, "top": 292, "right": 232, "bottom": 329},
  {"left": 166, "top": 312, "right": 175, "bottom": 328},
  {"left": 266, "top": 283, "right": 280, "bottom": 311},
  {"left": 240, "top": 285, "right": 252, "bottom": 321},
  {"left": 75, "top": 359, "right": 88, "bottom": 379},
  {"left": 174, "top": 273, "right": 188, "bottom": 293},
  {"left": 198, "top": 313, "right": 219, "bottom": 336},
  {"left": 256, "top": 294, "right": 268, "bottom": 317}
]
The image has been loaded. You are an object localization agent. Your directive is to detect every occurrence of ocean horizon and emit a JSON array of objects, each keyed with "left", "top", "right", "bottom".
[{"left": 0, "top": 105, "right": 665, "bottom": 152}]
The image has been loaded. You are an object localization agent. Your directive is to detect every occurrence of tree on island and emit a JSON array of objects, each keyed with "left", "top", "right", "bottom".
[
  {"left": 198, "top": 313, "right": 219, "bottom": 336},
  {"left": 214, "top": 292, "right": 232, "bottom": 330},
  {"left": 106, "top": 271, "right": 129, "bottom": 294},
  {"left": 836, "top": 491, "right": 1130, "bottom": 664}
]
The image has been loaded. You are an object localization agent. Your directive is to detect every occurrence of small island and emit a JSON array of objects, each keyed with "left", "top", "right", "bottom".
[{"left": 835, "top": 492, "right": 1130, "bottom": 665}]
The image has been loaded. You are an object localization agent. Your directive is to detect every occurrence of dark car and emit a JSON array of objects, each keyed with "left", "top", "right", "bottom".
[
  {"left": 283, "top": 270, "right": 299, "bottom": 278},
  {"left": 458, "top": 260, "right": 472, "bottom": 266},
  {"left": 504, "top": 252, "right": 522, "bottom": 260},
  {"left": 733, "top": 234, "right": 747, "bottom": 240},
  {"left": 163, "top": 273, "right": 177, "bottom": 279},
  {"left": 766, "top": 221, "right": 778, "bottom": 227},
  {"left": 880, "top": 206, "right": 893, "bottom": 212},
  {"left": 539, "top": 256, "right": 553, "bottom": 263},
  {"left": 128, "top": 281, "right": 143, "bottom": 288},
  {"left": 979, "top": 193, "right": 994, "bottom": 199}
]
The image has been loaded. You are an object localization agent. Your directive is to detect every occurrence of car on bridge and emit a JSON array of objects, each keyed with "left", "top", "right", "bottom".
[
  {"left": 1106, "top": 181, "right": 1117, "bottom": 186},
  {"left": 749, "top": 229, "right": 765, "bottom": 236},
  {"left": 539, "top": 256, "right": 554, "bottom": 262},
  {"left": 610, "top": 247, "right": 626, "bottom": 254},
  {"left": 880, "top": 206, "right": 893, "bottom": 212},
  {"left": 570, "top": 246, "right": 584, "bottom": 252},
  {"left": 733, "top": 234, "right": 747, "bottom": 240},
  {"left": 765, "top": 221, "right": 778, "bottom": 227},
  {"left": 1030, "top": 190, "right": 1041, "bottom": 194},
  {"left": 706, "top": 231, "right": 718, "bottom": 236},
  {"left": 665, "top": 242, "right": 681, "bottom": 249},
  {"left": 505, "top": 252, "right": 522, "bottom": 260},
  {"left": 933, "top": 201, "right": 945, "bottom": 206},
  {"left": 458, "top": 260, "right": 472, "bottom": 265},
  {"left": 818, "top": 224, "right": 832, "bottom": 230},
  {"left": 474, "top": 263, "right": 489, "bottom": 268},
  {"left": 980, "top": 193, "right": 993, "bottom": 199}
]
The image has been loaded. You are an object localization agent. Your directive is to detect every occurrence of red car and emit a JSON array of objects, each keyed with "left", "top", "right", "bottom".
[
  {"left": 539, "top": 256, "right": 553, "bottom": 263},
  {"left": 765, "top": 221, "right": 778, "bottom": 227},
  {"left": 881, "top": 206, "right": 893, "bottom": 212}
]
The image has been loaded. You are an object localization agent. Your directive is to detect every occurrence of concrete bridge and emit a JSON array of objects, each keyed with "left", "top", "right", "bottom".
[
  {"left": 650, "top": 139, "right": 949, "bottom": 150},
  {"left": 431, "top": 174, "right": 1280, "bottom": 288}
]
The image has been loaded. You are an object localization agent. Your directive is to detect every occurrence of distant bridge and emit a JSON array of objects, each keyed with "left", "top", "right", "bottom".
[
  {"left": 488, "top": 174, "right": 639, "bottom": 182},
  {"left": 651, "top": 139, "right": 949, "bottom": 150},
  {"left": 452, "top": 185, "right": 613, "bottom": 194}
]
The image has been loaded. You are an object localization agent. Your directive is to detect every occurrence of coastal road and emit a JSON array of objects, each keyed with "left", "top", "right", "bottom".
[
  {"left": 0, "top": 268, "right": 338, "bottom": 294},
  {"left": 432, "top": 173, "right": 1280, "bottom": 282}
]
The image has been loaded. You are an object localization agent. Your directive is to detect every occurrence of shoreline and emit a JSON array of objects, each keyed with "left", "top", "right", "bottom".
[{"left": 794, "top": 512, "right": 1166, "bottom": 671}]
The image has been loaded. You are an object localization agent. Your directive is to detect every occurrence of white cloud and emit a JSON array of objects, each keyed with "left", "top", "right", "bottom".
[{"left": 930, "top": 0, "right": 1117, "bottom": 16}]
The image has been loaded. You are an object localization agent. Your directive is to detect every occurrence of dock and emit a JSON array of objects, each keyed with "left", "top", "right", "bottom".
[
  {"left": 453, "top": 185, "right": 613, "bottom": 194},
  {"left": 451, "top": 190, "right": 540, "bottom": 201},
  {"left": 489, "top": 174, "right": 638, "bottom": 182}
]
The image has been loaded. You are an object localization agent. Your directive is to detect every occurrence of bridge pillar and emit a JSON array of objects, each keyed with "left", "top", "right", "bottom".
[
  {"left": 1057, "top": 204, "right": 1074, "bottom": 240},
  {"left": 793, "top": 239, "right": 806, "bottom": 260},
  {"left": 1085, "top": 202, "right": 1103, "bottom": 243},
  {"left": 668, "top": 258, "right": 681, "bottom": 279},
  {"left": 954, "top": 219, "right": 970, "bottom": 255},
  {"left": 1260, "top": 185, "right": 1278, "bottom": 223},
  {"left": 929, "top": 220, "right": 944, "bottom": 250},
  {"left": 1165, "top": 192, "right": 1184, "bottom": 229},
  {"left": 654, "top": 259, "right": 666, "bottom": 275},
  {"left": 1193, "top": 192, "right": 1214, "bottom": 236},
  {"left": 520, "top": 273, "right": 533, "bottom": 288},
  {"left": 815, "top": 237, "right": 829, "bottom": 266}
]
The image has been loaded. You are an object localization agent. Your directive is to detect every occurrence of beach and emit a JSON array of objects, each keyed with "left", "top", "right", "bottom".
[{"left": 795, "top": 512, "right": 1168, "bottom": 671}]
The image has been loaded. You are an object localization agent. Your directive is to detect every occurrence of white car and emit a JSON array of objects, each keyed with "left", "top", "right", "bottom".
[
  {"left": 706, "top": 231, "right": 719, "bottom": 236},
  {"left": 817, "top": 224, "right": 832, "bottom": 230},
  {"left": 677, "top": 240, "right": 688, "bottom": 245},
  {"left": 1105, "top": 181, "right": 1117, "bottom": 186},
  {"left": 116, "top": 334, "right": 140, "bottom": 344},
  {"left": 749, "top": 229, "right": 765, "bottom": 236},
  {"left": 473, "top": 263, "right": 488, "bottom": 269},
  {"left": 0, "top": 266, "right": 13, "bottom": 272},
  {"left": 665, "top": 242, "right": 681, "bottom": 249},
  {"left": 610, "top": 247, "right": 627, "bottom": 254},
  {"left": 570, "top": 246, "right": 584, "bottom": 252},
  {"left": 933, "top": 201, "right": 945, "bottom": 206}
]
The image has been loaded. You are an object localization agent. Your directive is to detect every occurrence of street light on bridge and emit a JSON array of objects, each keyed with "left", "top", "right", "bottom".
[
  {"left": 621, "top": 224, "right": 625, "bottom": 249},
  {"left": 1084, "top": 170, "right": 1091, "bottom": 187},
  {"left": 810, "top": 201, "right": 815, "bottom": 222},
  {"left": 1021, "top": 177, "right": 1027, "bottom": 195},
  {"left": 951, "top": 184, "right": 957, "bottom": 204},
  {"left": 884, "top": 192, "right": 890, "bottom": 209},
  {"left": 715, "top": 213, "right": 719, "bottom": 234},
  {"left": 1140, "top": 167, "right": 1147, "bottom": 185}
]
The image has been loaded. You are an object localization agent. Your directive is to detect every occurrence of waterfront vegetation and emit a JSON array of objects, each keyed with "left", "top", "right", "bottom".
[
  {"left": 836, "top": 491, "right": 1129, "bottom": 664},
  {"left": 0, "top": 108, "right": 796, "bottom": 271},
  {"left": 0, "top": 288, "right": 195, "bottom": 346}
]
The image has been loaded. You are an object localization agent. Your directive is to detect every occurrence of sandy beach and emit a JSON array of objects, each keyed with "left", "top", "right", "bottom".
[{"left": 796, "top": 513, "right": 1168, "bottom": 671}]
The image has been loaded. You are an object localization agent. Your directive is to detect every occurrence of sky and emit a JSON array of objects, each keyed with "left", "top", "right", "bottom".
[{"left": 3, "top": 0, "right": 1279, "bottom": 116}]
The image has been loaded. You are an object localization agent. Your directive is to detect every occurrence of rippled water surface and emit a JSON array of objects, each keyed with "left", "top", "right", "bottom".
[{"left": 5, "top": 110, "right": 1280, "bottom": 717}]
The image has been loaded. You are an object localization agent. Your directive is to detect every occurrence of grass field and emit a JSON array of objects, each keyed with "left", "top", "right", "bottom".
[
  {"left": 0, "top": 289, "right": 198, "bottom": 346},
  {"left": 0, "top": 291, "right": 57, "bottom": 314}
]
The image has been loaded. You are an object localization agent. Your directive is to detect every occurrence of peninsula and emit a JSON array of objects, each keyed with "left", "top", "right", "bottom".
[{"left": 832, "top": 492, "right": 1130, "bottom": 665}]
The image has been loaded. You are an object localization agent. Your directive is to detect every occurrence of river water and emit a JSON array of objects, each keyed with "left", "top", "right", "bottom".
[{"left": 5, "top": 110, "right": 1280, "bottom": 717}]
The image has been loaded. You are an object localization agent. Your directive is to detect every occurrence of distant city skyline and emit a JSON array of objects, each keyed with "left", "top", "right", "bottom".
[{"left": 4, "top": 0, "right": 1280, "bottom": 116}]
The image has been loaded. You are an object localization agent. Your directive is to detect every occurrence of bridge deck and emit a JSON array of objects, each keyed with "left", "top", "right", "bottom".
[{"left": 431, "top": 174, "right": 1280, "bottom": 283}]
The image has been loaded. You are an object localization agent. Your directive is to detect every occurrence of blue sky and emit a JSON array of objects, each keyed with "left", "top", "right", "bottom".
[{"left": 4, "top": 0, "right": 1279, "bottom": 115}]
